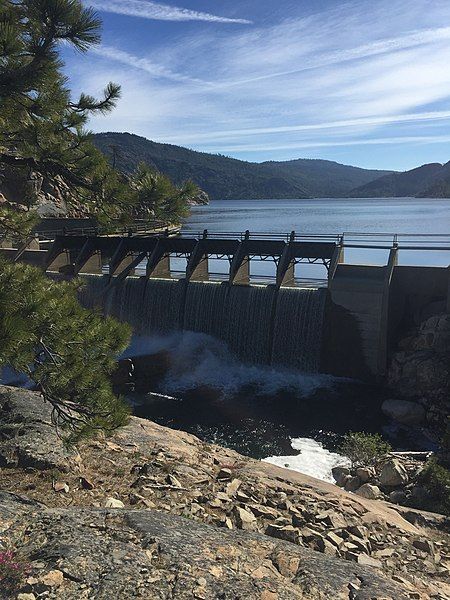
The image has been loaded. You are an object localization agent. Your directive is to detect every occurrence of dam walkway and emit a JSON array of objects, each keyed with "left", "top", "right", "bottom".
[{"left": 2, "top": 228, "right": 449, "bottom": 288}]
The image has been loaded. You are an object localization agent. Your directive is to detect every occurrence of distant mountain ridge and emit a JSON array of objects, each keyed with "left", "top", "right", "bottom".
[
  {"left": 349, "top": 162, "right": 450, "bottom": 198},
  {"left": 92, "top": 132, "right": 450, "bottom": 199},
  {"left": 92, "top": 132, "right": 391, "bottom": 200}
]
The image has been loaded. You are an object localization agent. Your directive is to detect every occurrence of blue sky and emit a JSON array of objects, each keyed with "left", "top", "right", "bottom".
[{"left": 64, "top": 0, "right": 450, "bottom": 170}]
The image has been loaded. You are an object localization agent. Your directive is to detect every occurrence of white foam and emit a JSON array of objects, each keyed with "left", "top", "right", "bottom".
[
  {"left": 264, "top": 437, "right": 350, "bottom": 483},
  {"left": 122, "top": 331, "right": 337, "bottom": 398}
]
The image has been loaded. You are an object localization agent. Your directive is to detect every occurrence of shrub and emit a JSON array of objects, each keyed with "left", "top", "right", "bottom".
[
  {"left": 416, "top": 459, "right": 450, "bottom": 516},
  {"left": 0, "top": 549, "right": 29, "bottom": 595},
  {"left": 339, "top": 432, "right": 392, "bottom": 468}
]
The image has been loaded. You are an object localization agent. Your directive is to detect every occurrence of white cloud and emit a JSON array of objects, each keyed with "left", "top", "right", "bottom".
[
  {"left": 88, "top": 0, "right": 251, "bottom": 24},
  {"left": 91, "top": 45, "right": 207, "bottom": 84},
  {"left": 197, "top": 135, "right": 450, "bottom": 154},
  {"left": 70, "top": 0, "right": 450, "bottom": 161},
  {"left": 159, "top": 111, "right": 450, "bottom": 144},
  {"left": 216, "top": 26, "right": 450, "bottom": 88}
]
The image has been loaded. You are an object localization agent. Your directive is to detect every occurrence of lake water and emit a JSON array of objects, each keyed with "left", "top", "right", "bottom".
[{"left": 181, "top": 197, "right": 450, "bottom": 281}]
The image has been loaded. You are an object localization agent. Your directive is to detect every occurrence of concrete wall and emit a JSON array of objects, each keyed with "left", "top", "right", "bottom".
[
  {"left": 0, "top": 248, "right": 48, "bottom": 268},
  {"left": 325, "top": 264, "right": 388, "bottom": 379},
  {"left": 324, "top": 263, "right": 449, "bottom": 381}
]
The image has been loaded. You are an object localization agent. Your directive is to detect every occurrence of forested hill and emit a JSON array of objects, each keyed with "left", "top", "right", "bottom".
[
  {"left": 349, "top": 162, "right": 450, "bottom": 198},
  {"left": 92, "top": 132, "right": 391, "bottom": 200}
]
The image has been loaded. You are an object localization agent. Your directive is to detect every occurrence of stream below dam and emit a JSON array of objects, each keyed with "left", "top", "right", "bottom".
[{"left": 122, "top": 331, "right": 435, "bottom": 482}]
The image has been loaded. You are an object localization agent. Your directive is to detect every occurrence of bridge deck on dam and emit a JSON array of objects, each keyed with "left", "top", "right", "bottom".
[{"left": 1, "top": 228, "right": 449, "bottom": 380}]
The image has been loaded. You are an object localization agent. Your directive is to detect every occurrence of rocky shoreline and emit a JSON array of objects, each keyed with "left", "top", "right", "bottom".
[
  {"left": 333, "top": 453, "right": 435, "bottom": 505},
  {"left": 0, "top": 385, "right": 449, "bottom": 599}
]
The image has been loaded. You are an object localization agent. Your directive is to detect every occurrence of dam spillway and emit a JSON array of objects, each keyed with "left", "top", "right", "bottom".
[
  {"left": 6, "top": 230, "right": 450, "bottom": 379},
  {"left": 79, "top": 275, "right": 327, "bottom": 372}
]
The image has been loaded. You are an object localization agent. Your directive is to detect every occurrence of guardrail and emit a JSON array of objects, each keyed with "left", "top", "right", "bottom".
[
  {"left": 35, "top": 220, "right": 174, "bottom": 241},
  {"left": 182, "top": 230, "right": 450, "bottom": 251}
]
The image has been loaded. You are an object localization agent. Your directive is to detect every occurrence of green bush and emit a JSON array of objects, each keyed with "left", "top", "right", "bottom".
[
  {"left": 339, "top": 432, "right": 392, "bottom": 468},
  {"left": 416, "top": 459, "right": 450, "bottom": 516}
]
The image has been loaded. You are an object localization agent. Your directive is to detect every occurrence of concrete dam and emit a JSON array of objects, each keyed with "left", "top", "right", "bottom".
[{"left": 2, "top": 227, "right": 449, "bottom": 380}]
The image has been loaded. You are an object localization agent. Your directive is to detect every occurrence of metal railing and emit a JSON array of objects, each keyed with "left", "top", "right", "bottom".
[
  {"left": 182, "top": 229, "right": 450, "bottom": 251},
  {"left": 34, "top": 220, "right": 176, "bottom": 241}
]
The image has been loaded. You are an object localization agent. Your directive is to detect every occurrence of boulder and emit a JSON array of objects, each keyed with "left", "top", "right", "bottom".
[
  {"left": 344, "top": 475, "right": 361, "bottom": 492},
  {"left": 266, "top": 524, "right": 300, "bottom": 544},
  {"left": 226, "top": 478, "right": 242, "bottom": 496},
  {"left": 53, "top": 481, "right": 69, "bottom": 493},
  {"left": 357, "top": 554, "right": 382, "bottom": 569},
  {"left": 389, "top": 490, "right": 407, "bottom": 504},
  {"left": 381, "top": 398, "right": 425, "bottom": 426},
  {"left": 105, "top": 497, "right": 125, "bottom": 508},
  {"left": 233, "top": 506, "right": 257, "bottom": 531},
  {"left": 355, "top": 467, "right": 374, "bottom": 484},
  {"left": 40, "top": 570, "right": 64, "bottom": 588},
  {"left": 354, "top": 484, "right": 382, "bottom": 500},
  {"left": 217, "top": 468, "right": 233, "bottom": 480},
  {"left": 331, "top": 465, "right": 349, "bottom": 480},
  {"left": 379, "top": 459, "right": 408, "bottom": 488},
  {"left": 0, "top": 386, "right": 73, "bottom": 470},
  {"left": 409, "top": 485, "right": 430, "bottom": 505},
  {"left": 413, "top": 538, "right": 434, "bottom": 554},
  {"left": 388, "top": 350, "right": 449, "bottom": 403},
  {"left": 331, "top": 466, "right": 350, "bottom": 487}
]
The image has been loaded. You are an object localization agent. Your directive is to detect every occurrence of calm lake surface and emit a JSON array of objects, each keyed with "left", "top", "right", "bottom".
[{"left": 182, "top": 198, "right": 450, "bottom": 279}]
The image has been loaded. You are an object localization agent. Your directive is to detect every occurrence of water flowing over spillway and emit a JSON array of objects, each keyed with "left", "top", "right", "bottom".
[
  {"left": 272, "top": 287, "right": 326, "bottom": 372},
  {"left": 79, "top": 275, "right": 326, "bottom": 372}
]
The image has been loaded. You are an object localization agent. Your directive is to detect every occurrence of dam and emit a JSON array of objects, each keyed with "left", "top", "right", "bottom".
[{"left": 2, "top": 227, "right": 449, "bottom": 380}]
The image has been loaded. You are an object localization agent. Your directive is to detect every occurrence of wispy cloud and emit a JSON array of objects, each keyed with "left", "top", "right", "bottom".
[
  {"left": 88, "top": 0, "right": 251, "bottom": 24},
  {"left": 199, "top": 135, "right": 450, "bottom": 154},
  {"left": 71, "top": 0, "right": 450, "bottom": 167},
  {"left": 161, "top": 111, "right": 450, "bottom": 143},
  {"left": 91, "top": 45, "right": 207, "bottom": 84},
  {"left": 217, "top": 26, "right": 450, "bottom": 88}
]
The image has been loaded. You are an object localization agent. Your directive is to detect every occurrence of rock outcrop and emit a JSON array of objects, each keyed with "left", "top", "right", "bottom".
[
  {"left": 332, "top": 454, "right": 447, "bottom": 515},
  {"left": 382, "top": 398, "right": 427, "bottom": 426},
  {"left": 389, "top": 313, "right": 450, "bottom": 418},
  {"left": 188, "top": 189, "right": 210, "bottom": 206},
  {"left": 388, "top": 312, "right": 450, "bottom": 437},
  {"left": 1, "top": 385, "right": 449, "bottom": 599},
  {"left": 0, "top": 491, "right": 413, "bottom": 600},
  {"left": 0, "top": 165, "right": 86, "bottom": 218}
]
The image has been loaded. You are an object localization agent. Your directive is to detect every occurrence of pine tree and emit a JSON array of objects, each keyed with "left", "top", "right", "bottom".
[
  {"left": 0, "top": 257, "right": 132, "bottom": 439},
  {"left": 0, "top": 1, "right": 195, "bottom": 438},
  {"left": 0, "top": 0, "right": 135, "bottom": 437},
  {"left": 132, "top": 162, "right": 198, "bottom": 222},
  {"left": 0, "top": 0, "right": 134, "bottom": 237}
]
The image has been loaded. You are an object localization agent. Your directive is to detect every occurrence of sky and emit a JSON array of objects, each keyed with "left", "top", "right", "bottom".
[{"left": 63, "top": 0, "right": 450, "bottom": 170}]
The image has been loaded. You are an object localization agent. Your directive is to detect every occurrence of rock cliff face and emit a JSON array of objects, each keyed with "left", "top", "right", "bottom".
[
  {"left": 388, "top": 313, "right": 450, "bottom": 435},
  {"left": 0, "top": 385, "right": 449, "bottom": 599},
  {"left": 0, "top": 165, "right": 87, "bottom": 218}
]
